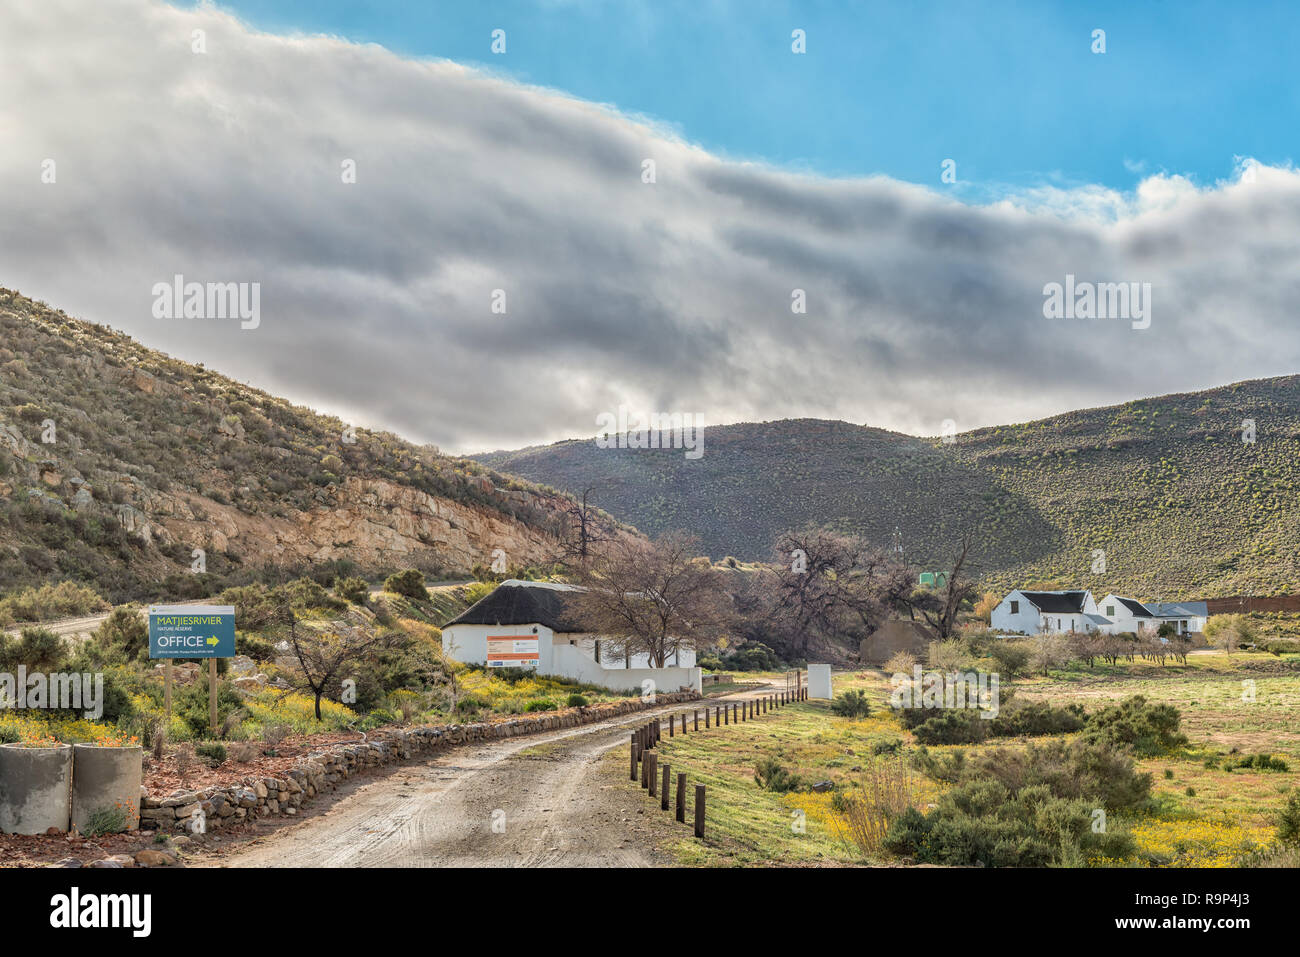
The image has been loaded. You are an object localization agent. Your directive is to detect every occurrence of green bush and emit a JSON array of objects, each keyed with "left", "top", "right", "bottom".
[
  {"left": 986, "top": 640, "right": 1032, "bottom": 678},
  {"left": 336, "top": 577, "right": 370, "bottom": 604},
  {"left": 1278, "top": 791, "right": 1300, "bottom": 847},
  {"left": 195, "top": 742, "right": 227, "bottom": 766},
  {"left": 90, "top": 605, "right": 148, "bottom": 662},
  {"left": 1082, "top": 695, "right": 1189, "bottom": 757},
  {"left": 566, "top": 693, "right": 589, "bottom": 708},
  {"left": 754, "top": 757, "right": 803, "bottom": 793},
  {"left": 384, "top": 569, "right": 429, "bottom": 602},
  {"left": 889, "top": 739, "right": 1150, "bottom": 866},
  {"left": 989, "top": 701, "right": 1086, "bottom": 738},
  {"left": 1266, "top": 640, "right": 1300, "bottom": 656},
  {"left": 524, "top": 699, "right": 556, "bottom": 712},
  {"left": 1224, "top": 752, "right": 1290, "bottom": 772},
  {"left": 829, "top": 689, "right": 871, "bottom": 719},
  {"left": 912, "top": 709, "right": 987, "bottom": 745}
]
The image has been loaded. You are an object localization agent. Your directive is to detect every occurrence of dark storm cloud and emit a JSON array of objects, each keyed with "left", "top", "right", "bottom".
[{"left": 3, "top": 0, "right": 1300, "bottom": 454}]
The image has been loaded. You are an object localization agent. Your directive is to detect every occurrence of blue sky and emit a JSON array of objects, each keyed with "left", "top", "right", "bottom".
[{"left": 198, "top": 0, "right": 1295, "bottom": 194}]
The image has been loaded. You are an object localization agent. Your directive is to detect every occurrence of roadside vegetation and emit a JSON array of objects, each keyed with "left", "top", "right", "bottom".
[{"left": 619, "top": 651, "right": 1300, "bottom": 868}]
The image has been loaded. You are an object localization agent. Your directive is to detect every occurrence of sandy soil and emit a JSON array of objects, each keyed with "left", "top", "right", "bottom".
[{"left": 200, "top": 685, "right": 778, "bottom": 868}]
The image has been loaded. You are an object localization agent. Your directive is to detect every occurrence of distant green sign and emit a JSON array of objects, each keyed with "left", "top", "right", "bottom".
[{"left": 148, "top": 605, "right": 236, "bottom": 659}]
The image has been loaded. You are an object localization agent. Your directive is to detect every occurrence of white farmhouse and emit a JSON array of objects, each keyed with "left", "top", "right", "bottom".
[
  {"left": 991, "top": 589, "right": 1096, "bottom": 635},
  {"left": 993, "top": 588, "right": 1209, "bottom": 637},
  {"left": 440, "top": 579, "right": 701, "bottom": 694}
]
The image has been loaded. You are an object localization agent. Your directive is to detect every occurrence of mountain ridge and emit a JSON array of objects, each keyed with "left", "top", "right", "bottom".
[{"left": 476, "top": 376, "right": 1300, "bottom": 599}]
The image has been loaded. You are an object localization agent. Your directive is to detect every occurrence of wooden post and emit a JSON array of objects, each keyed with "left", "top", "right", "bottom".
[
  {"left": 208, "top": 659, "right": 218, "bottom": 734},
  {"left": 705, "top": 707, "right": 710, "bottom": 729},
  {"left": 694, "top": 785, "right": 706, "bottom": 839},
  {"left": 681, "top": 712, "right": 686, "bottom": 734},
  {"left": 723, "top": 704, "right": 729, "bottom": 725},
  {"left": 676, "top": 772, "right": 686, "bottom": 823},
  {"left": 631, "top": 734, "right": 640, "bottom": 781},
  {"left": 694, "top": 709, "right": 699, "bottom": 732},
  {"left": 641, "top": 748, "right": 650, "bottom": 788},
  {"left": 648, "top": 752, "right": 658, "bottom": 797},
  {"left": 661, "top": 764, "right": 670, "bottom": 811},
  {"left": 164, "top": 659, "right": 173, "bottom": 723},
  {"left": 669, "top": 715, "right": 674, "bottom": 737}
]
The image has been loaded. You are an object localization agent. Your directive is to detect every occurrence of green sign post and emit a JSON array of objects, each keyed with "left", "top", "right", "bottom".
[{"left": 149, "top": 605, "right": 236, "bottom": 733}]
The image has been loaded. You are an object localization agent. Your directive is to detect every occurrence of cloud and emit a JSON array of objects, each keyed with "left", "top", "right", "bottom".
[{"left": 2, "top": 0, "right": 1299, "bottom": 455}]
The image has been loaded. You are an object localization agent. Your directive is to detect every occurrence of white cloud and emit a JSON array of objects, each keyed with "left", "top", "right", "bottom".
[{"left": 2, "top": 0, "right": 1299, "bottom": 454}]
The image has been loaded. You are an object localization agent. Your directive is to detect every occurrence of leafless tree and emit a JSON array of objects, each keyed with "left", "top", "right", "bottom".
[
  {"left": 554, "top": 485, "right": 616, "bottom": 571},
  {"left": 899, "top": 530, "right": 979, "bottom": 641},
  {"left": 280, "top": 617, "right": 404, "bottom": 720},
  {"left": 767, "top": 527, "right": 913, "bottom": 652},
  {"left": 574, "top": 531, "right": 731, "bottom": 667}
]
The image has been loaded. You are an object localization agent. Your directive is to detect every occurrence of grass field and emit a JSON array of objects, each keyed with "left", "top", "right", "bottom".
[{"left": 609, "top": 654, "right": 1300, "bottom": 867}]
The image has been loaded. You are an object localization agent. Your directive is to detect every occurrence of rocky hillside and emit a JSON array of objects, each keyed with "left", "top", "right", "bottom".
[
  {"left": 477, "top": 378, "right": 1300, "bottom": 599},
  {"left": 0, "top": 289, "right": 587, "bottom": 601}
]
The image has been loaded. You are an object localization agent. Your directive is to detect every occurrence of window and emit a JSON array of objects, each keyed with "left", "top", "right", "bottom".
[
  {"left": 1010, "top": 600, "right": 1019, "bottom": 614},
  {"left": 1106, "top": 605, "right": 1115, "bottom": 616}
]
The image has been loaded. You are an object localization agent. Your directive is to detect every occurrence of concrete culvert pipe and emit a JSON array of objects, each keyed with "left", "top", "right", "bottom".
[
  {"left": 71, "top": 744, "right": 142, "bottom": 834},
  {"left": 0, "top": 743, "right": 72, "bottom": 835}
]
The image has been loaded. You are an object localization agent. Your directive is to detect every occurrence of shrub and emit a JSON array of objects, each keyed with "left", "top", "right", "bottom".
[
  {"left": 888, "top": 740, "right": 1149, "bottom": 866},
  {"left": 1082, "top": 695, "right": 1189, "bottom": 756},
  {"left": 1278, "top": 791, "right": 1300, "bottom": 847},
  {"left": 831, "top": 758, "right": 915, "bottom": 857},
  {"left": 881, "top": 650, "right": 918, "bottom": 675},
  {"left": 717, "top": 643, "right": 782, "bottom": 672},
  {"left": 83, "top": 804, "right": 130, "bottom": 837},
  {"left": 566, "top": 693, "right": 589, "bottom": 708},
  {"left": 829, "top": 689, "right": 871, "bottom": 719},
  {"left": 523, "top": 699, "right": 556, "bottom": 712},
  {"left": 989, "top": 701, "right": 1086, "bottom": 738},
  {"left": 1266, "top": 640, "right": 1300, "bottom": 656},
  {"left": 754, "top": 757, "right": 803, "bottom": 793},
  {"left": 384, "top": 569, "right": 429, "bottom": 602},
  {"left": 195, "top": 742, "right": 227, "bottom": 766},
  {"left": 89, "top": 605, "right": 148, "bottom": 662},
  {"left": 985, "top": 640, "right": 1031, "bottom": 678},
  {"left": 1224, "top": 752, "right": 1289, "bottom": 772},
  {"left": 911, "top": 709, "right": 987, "bottom": 745},
  {"left": 336, "top": 577, "right": 370, "bottom": 604}
]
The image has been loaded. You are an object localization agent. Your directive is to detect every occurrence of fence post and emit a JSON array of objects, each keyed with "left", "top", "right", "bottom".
[
  {"left": 723, "top": 704, "right": 729, "bottom": 725},
  {"left": 694, "top": 785, "right": 706, "bottom": 839},
  {"left": 648, "top": 752, "right": 658, "bottom": 796},
  {"left": 661, "top": 764, "right": 671, "bottom": 811},
  {"left": 676, "top": 772, "right": 687, "bottom": 823},
  {"left": 694, "top": 709, "right": 699, "bottom": 732},
  {"left": 669, "top": 715, "right": 674, "bottom": 737},
  {"left": 681, "top": 713, "right": 687, "bottom": 734},
  {"left": 705, "top": 707, "right": 710, "bottom": 729},
  {"left": 631, "top": 735, "right": 640, "bottom": 781},
  {"left": 641, "top": 747, "right": 650, "bottom": 788}
]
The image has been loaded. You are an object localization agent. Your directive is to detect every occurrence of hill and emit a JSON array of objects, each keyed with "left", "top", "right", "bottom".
[
  {"left": 476, "top": 380, "right": 1300, "bottom": 599},
  {"left": 0, "top": 288, "right": 586, "bottom": 602}
]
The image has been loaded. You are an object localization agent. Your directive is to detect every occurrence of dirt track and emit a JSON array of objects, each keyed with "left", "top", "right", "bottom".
[{"left": 207, "top": 684, "right": 777, "bottom": 868}]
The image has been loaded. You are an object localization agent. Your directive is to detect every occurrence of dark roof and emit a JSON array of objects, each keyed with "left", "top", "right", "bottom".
[
  {"left": 1116, "top": 597, "right": 1153, "bottom": 617},
  {"left": 1019, "top": 591, "right": 1088, "bottom": 614},
  {"left": 444, "top": 580, "right": 590, "bottom": 632}
]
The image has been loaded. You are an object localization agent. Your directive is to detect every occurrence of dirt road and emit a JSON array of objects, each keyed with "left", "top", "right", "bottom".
[
  {"left": 2, "top": 611, "right": 112, "bottom": 641},
  {"left": 209, "top": 683, "right": 778, "bottom": 868}
]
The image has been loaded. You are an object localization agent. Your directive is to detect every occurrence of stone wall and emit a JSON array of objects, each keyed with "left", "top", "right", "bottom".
[{"left": 139, "top": 691, "right": 701, "bottom": 834}]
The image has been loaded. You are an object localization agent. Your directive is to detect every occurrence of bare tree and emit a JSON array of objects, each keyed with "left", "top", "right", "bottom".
[
  {"left": 281, "top": 618, "right": 404, "bottom": 720},
  {"left": 554, "top": 485, "right": 616, "bottom": 571},
  {"left": 899, "top": 530, "right": 979, "bottom": 641},
  {"left": 574, "top": 531, "right": 731, "bottom": 667},
  {"left": 767, "top": 527, "right": 913, "bottom": 652}
]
